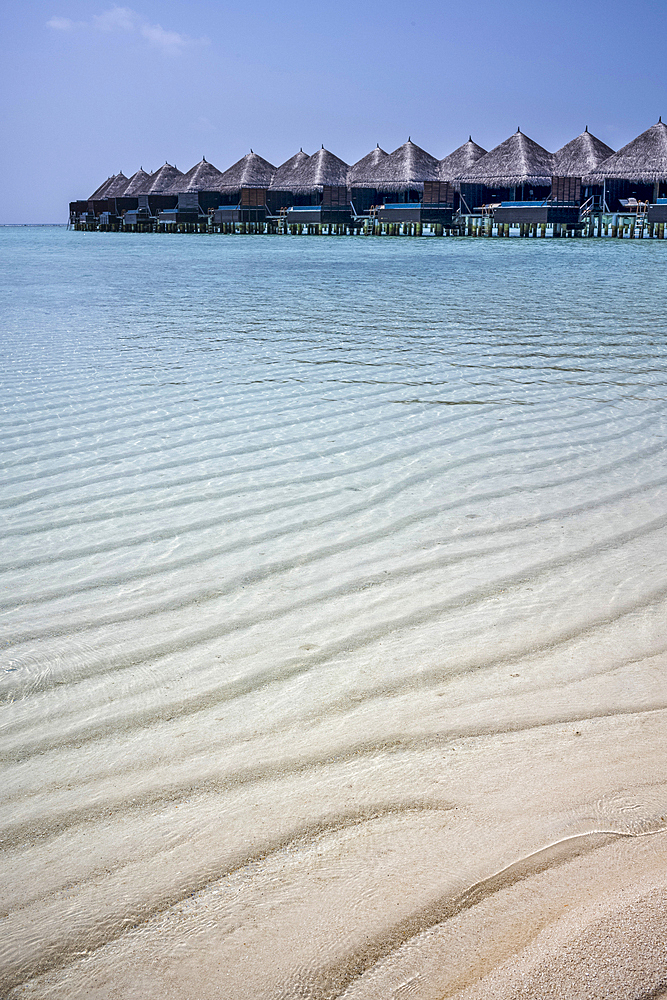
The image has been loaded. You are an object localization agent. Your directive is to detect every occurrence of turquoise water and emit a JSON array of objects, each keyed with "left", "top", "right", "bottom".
[{"left": 2, "top": 228, "right": 667, "bottom": 998}]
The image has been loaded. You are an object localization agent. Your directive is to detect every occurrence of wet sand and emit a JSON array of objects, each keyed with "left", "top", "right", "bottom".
[
  {"left": 6, "top": 711, "right": 667, "bottom": 999},
  {"left": 347, "top": 832, "right": 667, "bottom": 1000}
]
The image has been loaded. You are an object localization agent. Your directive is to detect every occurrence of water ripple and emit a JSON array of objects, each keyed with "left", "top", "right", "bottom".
[{"left": 2, "top": 229, "right": 667, "bottom": 998}]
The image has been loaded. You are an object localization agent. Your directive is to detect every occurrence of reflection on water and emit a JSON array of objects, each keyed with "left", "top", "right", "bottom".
[{"left": 1, "top": 229, "right": 667, "bottom": 998}]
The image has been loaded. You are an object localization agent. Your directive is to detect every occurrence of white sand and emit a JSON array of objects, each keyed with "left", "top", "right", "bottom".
[
  {"left": 342, "top": 831, "right": 667, "bottom": 1000},
  {"left": 8, "top": 727, "right": 667, "bottom": 1000}
]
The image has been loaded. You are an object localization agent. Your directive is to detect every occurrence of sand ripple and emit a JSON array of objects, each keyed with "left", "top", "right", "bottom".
[{"left": 1, "top": 230, "right": 667, "bottom": 997}]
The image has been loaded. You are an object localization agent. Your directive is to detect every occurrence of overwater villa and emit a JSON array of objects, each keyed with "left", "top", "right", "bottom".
[
  {"left": 369, "top": 139, "right": 439, "bottom": 223},
  {"left": 214, "top": 152, "right": 276, "bottom": 224},
  {"left": 70, "top": 120, "right": 667, "bottom": 237},
  {"left": 266, "top": 149, "right": 310, "bottom": 216},
  {"left": 586, "top": 119, "right": 667, "bottom": 223},
  {"left": 347, "top": 145, "right": 388, "bottom": 217},
  {"left": 458, "top": 129, "right": 557, "bottom": 221},
  {"left": 422, "top": 137, "right": 488, "bottom": 222},
  {"left": 553, "top": 128, "right": 614, "bottom": 208},
  {"left": 273, "top": 146, "right": 350, "bottom": 225},
  {"left": 123, "top": 162, "right": 184, "bottom": 227},
  {"left": 157, "top": 157, "right": 226, "bottom": 226}
]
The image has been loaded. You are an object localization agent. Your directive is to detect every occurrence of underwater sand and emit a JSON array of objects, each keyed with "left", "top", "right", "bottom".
[{"left": 1, "top": 228, "right": 666, "bottom": 997}]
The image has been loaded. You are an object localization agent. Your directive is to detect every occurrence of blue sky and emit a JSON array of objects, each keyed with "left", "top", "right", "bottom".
[{"left": 1, "top": 0, "right": 665, "bottom": 222}]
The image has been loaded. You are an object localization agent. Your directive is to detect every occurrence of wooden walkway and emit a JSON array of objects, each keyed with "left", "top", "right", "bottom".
[{"left": 72, "top": 217, "right": 667, "bottom": 239}]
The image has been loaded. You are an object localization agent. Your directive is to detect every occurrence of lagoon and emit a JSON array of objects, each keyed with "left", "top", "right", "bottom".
[{"left": 2, "top": 227, "right": 667, "bottom": 998}]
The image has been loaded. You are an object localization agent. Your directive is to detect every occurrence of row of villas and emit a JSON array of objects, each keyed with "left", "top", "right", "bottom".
[{"left": 70, "top": 121, "right": 667, "bottom": 232}]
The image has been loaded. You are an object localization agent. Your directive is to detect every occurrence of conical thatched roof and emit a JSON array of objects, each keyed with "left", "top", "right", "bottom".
[
  {"left": 268, "top": 150, "right": 310, "bottom": 191},
  {"left": 587, "top": 120, "right": 667, "bottom": 183},
  {"left": 553, "top": 128, "right": 614, "bottom": 176},
  {"left": 104, "top": 173, "right": 131, "bottom": 197},
  {"left": 438, "top": 138, "right": 487, "bottom": 182},
  {"left": 146, "top": 162, "right": 184, "bottom": 194},
  {"left": 218, "top": 151, "right": 276, "bottom": 191},
  {"left": 348, "top": 145, "right": 388, "bottom": 187},
  {"left": 287, "top": 147, "right": 349, "bottom": 194},
  {"left": 169, "top": 158, "right": 225, "bottom": 193},
  {"left": 123, "top": 168, "right": 153, "bottom": 196},
  {"left": 89, "top": 174, "right": 117, "bottom": 200},
  {"left": 372, "top": 139, "right": 439, "bottom": 192},
  {"left": 458, "top": 130, "right": 554, "bottom": 186}
]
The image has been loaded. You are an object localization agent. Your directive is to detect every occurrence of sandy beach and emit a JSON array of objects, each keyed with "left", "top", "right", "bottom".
[{"left": 5, "top": 710, "right": 667, "bottom": 999}]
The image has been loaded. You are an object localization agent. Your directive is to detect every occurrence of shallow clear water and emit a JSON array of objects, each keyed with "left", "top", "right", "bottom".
[{"left": 1, "top": 228, "right": 667, "bottom": 998}]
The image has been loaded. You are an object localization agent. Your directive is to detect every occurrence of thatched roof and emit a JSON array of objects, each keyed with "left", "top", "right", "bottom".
[
  {"left": 372, "top": 139, "right": 439, "bottom": 192},
  {"left": 268, "top": 150, "right": 310, "bottom": 191},
  {"left": 286, "top": 147, "right": 349, "bottom": 194},
  {"left": 553, "top": 128, "right": 614, "bottom": 176},
  {"left": 348, "top": 145, "right": 388, "bottom": 187},
  {"left": 104, "top": 172, "right": 131, "bottom": 197},
  {"left": 587, "top": 119, "right": 667, "bottom": 183},
  {"left": 438, "top": 138, "right": 487, "bottom": 182},
  {"left": 218, "top": 151, "right": 276, "bottom": 191},
  {"left": 89, "top": 174, "right": 117, "bottom": 200},
  {"left": 169, "top": 158, "right": 225, "bottom": 193},
  {"left": 146, "top": 162, "right": 183, "bottom": 195},
  {"left": 458, "top": 129, "right": 554, "bottom": 186},
  {"left": 123, "top": 168, "right": 153, "bottom": 196}
]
